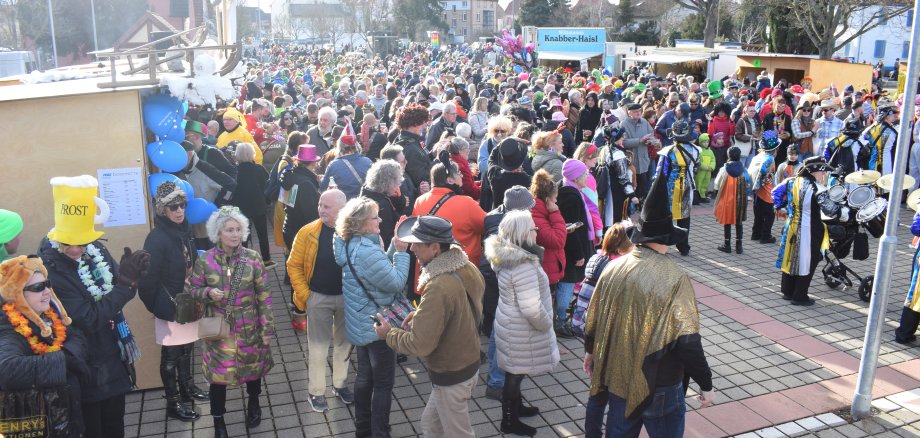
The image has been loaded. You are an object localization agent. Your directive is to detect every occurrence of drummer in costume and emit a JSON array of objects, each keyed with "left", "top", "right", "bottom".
[
  {"left": 713, "top": 147, "right": 752, "bottom": 254},
  {"left": 824, "top": 119, "right": 865, "bottom": 186},
  {"left": 596, "top": 126, "right": 638, "bottom": 225},
  {"left": 860, "top": 99, "right": 899, "bottom": 175},
  {"left": 896, "top": 195, "right": 920, "bottom": 344},
  {"left": 748, "top": 130, "right": 781, "bottom": 244},
  {"left": 772, "top": 157, "right": 841, "bottom": 306},
  {"left": 655, "top": 119, "right": 700, "bottom": 256}
]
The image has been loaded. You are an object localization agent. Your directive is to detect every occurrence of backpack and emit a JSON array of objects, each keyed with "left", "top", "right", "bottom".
[{"left": 572, "top": 253, "right": 613, "bottom": 339}]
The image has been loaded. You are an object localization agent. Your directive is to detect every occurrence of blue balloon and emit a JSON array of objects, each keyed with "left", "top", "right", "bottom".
[
  {"left": 158, "top": 119, "right": 187, "bottom": 143},
  {"left": 146, "top": 140, "right": 188, "bottom": 173},
  {"left": 143, "top": 94, "right": 184, "bottom": 137},
  {"left": 147, "top": 173, "right": 182, "bottom": 198},
  {"left": 186, "top": 198, "right": 217, "bottom": 225},
  {"left": 176, "top": 179, "right": 195, "bottom": 199}
]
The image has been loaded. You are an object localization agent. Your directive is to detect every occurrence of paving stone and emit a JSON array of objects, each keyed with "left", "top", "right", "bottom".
[
  {"left": 756, "top": 426, "right": 786, "bottom": 438},
  {"left": 796, "top": 417, "right": 826, "bottom": 431},
  {"left": 775, "top": 421, "right": 808, "bottom": 436},
  {"left": 815, "top": 413, "right": 847, "bottom": 427}
]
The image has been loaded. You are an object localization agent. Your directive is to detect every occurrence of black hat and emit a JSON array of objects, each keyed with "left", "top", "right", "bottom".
[
  {"left": 801, "top": 156, "right": 832, "bottom": 174},
  {"left": 396, "top": 216, "right": 460, "bottom": 244},
  {"left": 626, "top": 103, "right": 642, "bottom": 111},
  {"left": 669, "top": 120, "right": 693, "bottom": 142},
  {"left": 629, "top": 174, "right": 688, "bottom": 246},
  {"left": 497, "top": 137, "right": 526, "bottom": 171}
]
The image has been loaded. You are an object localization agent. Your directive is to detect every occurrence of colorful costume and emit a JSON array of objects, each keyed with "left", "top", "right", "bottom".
[
  {"left": 713, "top": 153, "right": 752, "bottom": 253},
  {"left": 695, "top": 136, "right": 716, "bottom": 200},
  {"left": 772, "top": 157, "right": 840, "bottom": 304},
  {"left": 597, "top": 129, "right": 636, "bottom": 225},
  {"left": 748, "top": 131, "right": 780, "bottom": 243},
  {"left": 896, "top": 212, "right": 920, "bottom": 343},
  {"left": 656, "top": 120, "right": 700, "bottom": 256},
  {"left": 860, "top": 121, "right": 897, "bottom": 175}
]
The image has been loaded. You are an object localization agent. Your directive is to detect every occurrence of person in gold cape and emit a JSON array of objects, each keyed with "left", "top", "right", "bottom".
[{"left": 582, "top": 172, "right": 714, "bottom": 437}]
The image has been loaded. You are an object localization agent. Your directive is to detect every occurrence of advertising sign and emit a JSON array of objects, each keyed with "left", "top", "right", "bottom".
[{"left": 536, "top": 28, "right": 605, "bottom": 53}]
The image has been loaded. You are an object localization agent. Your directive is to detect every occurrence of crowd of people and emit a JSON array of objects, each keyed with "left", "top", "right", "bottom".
[{"left": 3, "top": 40, "right": 920, "bottom": 438}]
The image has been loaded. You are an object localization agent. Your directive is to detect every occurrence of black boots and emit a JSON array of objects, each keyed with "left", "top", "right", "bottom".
[
  {"left": 246, "top": 396, "right": 262, "bottom": 428},
  {"left": 180, "top": 344, "right": 210, "bottom": 401},
  {"left": 161, "top": 346, "right": 199, "bottom": 422},
  {"left": 213, "top": 416, "right": 229, "bottom": 438},
  {"left": 736, "top": 239, "right": 743, "bottom": 254},
  {"left": 717, "top": 240, "right": 731, "bottom": 253},
  {"left": 500, "top": 373, "right": 536, "bottom": 436}
]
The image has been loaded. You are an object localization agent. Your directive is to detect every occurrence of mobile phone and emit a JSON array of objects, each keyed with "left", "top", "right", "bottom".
[
  {"left": 369, "top": 315, "right": 381, "bottom": 325},
  {"left": 566, "top": 221, "right": 584, "bottom": 232}
]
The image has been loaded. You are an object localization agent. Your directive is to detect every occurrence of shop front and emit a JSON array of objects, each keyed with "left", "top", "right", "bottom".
[{"left": 535, "top": 27, "right": 606, "bottom": 70}]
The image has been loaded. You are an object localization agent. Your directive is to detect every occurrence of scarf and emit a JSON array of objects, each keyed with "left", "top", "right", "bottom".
[
  {"left": 360, "top": 122, "right": 372, "bottom": 148},
  {"left": 522, "top": 242, "right": 545, "bottom": 263},
  {"left": 563, "top": 177, "right": 596, "bottom": 243},
  {"left": 82, "top": 253, "right": 142, "bottom": 364}
]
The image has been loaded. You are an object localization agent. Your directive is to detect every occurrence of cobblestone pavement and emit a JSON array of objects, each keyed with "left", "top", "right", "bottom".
[{"left": 127, "top": 204, "right": 920, "bottom": 437}]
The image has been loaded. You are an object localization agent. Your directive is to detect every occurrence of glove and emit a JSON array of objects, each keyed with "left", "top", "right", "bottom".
[{"left": 117, "top": 247, "right": 151, "bottom": 287}]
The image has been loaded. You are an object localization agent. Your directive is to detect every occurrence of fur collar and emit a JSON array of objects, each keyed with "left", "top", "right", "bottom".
[
  {"left": 483, "top": 235, "right": 539, "bottom": 270},
  {"left": 418, "top": 247, "right": 468, "bottom": 290}
]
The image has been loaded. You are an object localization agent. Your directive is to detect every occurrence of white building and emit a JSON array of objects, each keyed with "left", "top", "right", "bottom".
[{"left": 834, "top": 6, "right": 912, "bottom": 69}]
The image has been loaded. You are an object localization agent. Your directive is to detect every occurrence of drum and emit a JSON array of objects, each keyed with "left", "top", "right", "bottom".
[
  {"left": 827, "top": 185, "right": 848, "bottom": 204},
  {"left": 847, "top": 186, "right": 876, "bottom": 209},
  {"left": 855, "top": 198, "right": 888, "bottom": 238}
]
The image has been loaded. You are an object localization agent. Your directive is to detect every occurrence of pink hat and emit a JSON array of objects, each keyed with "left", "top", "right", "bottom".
[
  {"left": 297, "top": 144, "right": 320, "bottom": 162},
  {"left": 771, "top": 88, "right": 783, "bottom": 97},
  {"left": 551, "top": 111, "right": 566, "bottom": 122},
  {"left": 550, "top": 98, "right": 563, "bottom": 108}
]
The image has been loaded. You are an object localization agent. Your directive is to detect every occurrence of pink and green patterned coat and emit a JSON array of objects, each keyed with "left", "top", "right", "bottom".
[{"left": 189, "top": 246, "right": 274, "bottom": 385}]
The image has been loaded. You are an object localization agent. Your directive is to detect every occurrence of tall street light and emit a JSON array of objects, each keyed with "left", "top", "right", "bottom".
[{"left": 46, "top": 0, "right": 58, "bottom": 68}]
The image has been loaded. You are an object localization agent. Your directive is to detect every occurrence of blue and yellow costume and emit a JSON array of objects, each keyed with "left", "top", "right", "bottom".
[
  {"left": 860, "top": 121, "right": 897, "bottom": 175},
  {"left": 895, "top": 212, "right": 920, "bottom": 343}
]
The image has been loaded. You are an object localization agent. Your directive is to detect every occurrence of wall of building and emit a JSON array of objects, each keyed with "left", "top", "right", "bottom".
[
  {"left": 808, "top": 59, "right": 874, "bottom": 91},
  {"left": 834, "top": 6, "right": 912, "bottom": 68}
]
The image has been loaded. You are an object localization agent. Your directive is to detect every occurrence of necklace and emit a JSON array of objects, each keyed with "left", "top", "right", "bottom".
[
  {"left": 3, "top": 303, "right": 67, "bottom": 355},
  {"left": 77, "top": 244, "right": 114, "bottom": 301}
]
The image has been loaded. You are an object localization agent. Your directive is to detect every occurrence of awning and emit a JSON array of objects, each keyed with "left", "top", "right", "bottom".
[
  {"left": 538, "top": 51, "right": 604, "bottom": 61},
  {"left": 624, "top": 53, "right": 710, "bottom": 64}
]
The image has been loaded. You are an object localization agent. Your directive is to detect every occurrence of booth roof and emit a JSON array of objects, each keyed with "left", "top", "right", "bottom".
[
  {"left": 539, "top": 50, "right": 604, "bottom": 61},
  {"left": 624, "top": 53, "right": 711, "bottom": 65}
]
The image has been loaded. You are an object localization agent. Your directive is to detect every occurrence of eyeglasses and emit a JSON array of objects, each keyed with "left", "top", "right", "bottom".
[
  {"left": 284, "top": 117, "right": 293, "bottom": 121},
  {"left": 23, "top": 280, "right": 51, "bottom": 293},
  {"left": 167, "top": 202, "right": 187, "bottom": 212}
]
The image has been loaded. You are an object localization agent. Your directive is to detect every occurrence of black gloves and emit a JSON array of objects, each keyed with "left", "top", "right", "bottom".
[{"left": 117, "top": 247, "right": 151, "bottom": 288}]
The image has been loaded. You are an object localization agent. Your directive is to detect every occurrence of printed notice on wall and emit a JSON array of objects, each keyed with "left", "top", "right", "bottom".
[{"left": 97, "top": 167, "right": 147, "bottom": 227}]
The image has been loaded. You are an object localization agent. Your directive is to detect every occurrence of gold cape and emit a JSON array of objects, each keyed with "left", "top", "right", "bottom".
[{"left": 584, "top": 246, "right": 700, "bottom": 418}]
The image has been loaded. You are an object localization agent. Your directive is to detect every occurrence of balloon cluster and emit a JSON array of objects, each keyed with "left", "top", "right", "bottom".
[
  {"left": 494, "top": 29, "right": 535, "bottom": 70},
  {"left": 142, "top": 93, "right": 217, "bottom": 224}
]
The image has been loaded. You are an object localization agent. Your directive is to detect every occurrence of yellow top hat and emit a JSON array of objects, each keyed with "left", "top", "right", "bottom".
[{"left": 46, "top": 175, "right": 109, "bottom": 246}]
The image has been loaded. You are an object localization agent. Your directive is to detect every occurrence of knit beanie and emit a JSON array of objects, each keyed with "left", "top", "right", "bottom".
[
  {"left": 0, "top": 210, "right": 23, "bottom": 244},
  {"left": 154, "top": 181, "right": 187, "bottom": 216},
  {"left": 503, "top": 186, "right": 536, "bottom": 211},
  {"left": 562, "top": 159, "right": 589, "bottom": 183}
]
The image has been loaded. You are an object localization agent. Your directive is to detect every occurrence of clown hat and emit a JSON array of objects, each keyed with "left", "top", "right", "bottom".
[
  {"left": 0, "top": 209, "right": 23, "bottom": 245},
  {"left": 707, "top": 81, "right": 723, "bottom": 99},
  {"left": 339, "top": 122, "right": 357, "bottom": 148},
  {"left": 46, "top": 175, "right": 109, "bottom": 246},
  {"left": 0, "top": 255, "right": 72, "bottom": 337}
]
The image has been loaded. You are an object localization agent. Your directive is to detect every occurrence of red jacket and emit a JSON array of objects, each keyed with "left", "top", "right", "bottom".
[
  {"left": 452, "top": 152, "right": 481, "bottom": 200},
  {"left": 531, "top": 198, "right": 568, "bottom": 284},
  {"left": 707, "top": 116, "right": 735, "bottom": 148},
  {"left": 244, "top": 114, "right": 267, "bottom": 146}
]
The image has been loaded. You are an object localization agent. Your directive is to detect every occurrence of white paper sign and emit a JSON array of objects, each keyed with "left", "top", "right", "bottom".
[{"left": 97, "top": 167, "right": 147, "bottom": 227}]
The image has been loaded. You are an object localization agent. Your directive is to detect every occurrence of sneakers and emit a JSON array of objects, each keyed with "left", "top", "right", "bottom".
[
  {"left": 555, "top": 323, "right": 575, "bottom": 339},
  {"left": 485, "top": 385, "right": 502, "bottom": 400},
  {"left": 263, "top": 260, "right": 277, "bottom": 269},
  {"left": 308, "top": 394, "right": 328, "bottom": 412},
  {"left": 332, "top": 386, "right": 354, "bottom": 404}
]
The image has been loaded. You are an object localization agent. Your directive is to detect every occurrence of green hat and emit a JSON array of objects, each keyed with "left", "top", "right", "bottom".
[
  {"left": 698, "top": 133, "right": 710, "bottom": 146},
  {"left": 0, "top": 209, "right": 23, "bottom": 244},
  {"left": 184, "top": 120, "right": 206, "bottom": 136},
  {"left": 707, "top": 81, "right": 723, "bottom": 99},
  {"left": 634, "top": 83, "right": 647, "bottom": 92},
  {"left": 533, "top": 91, "right": 545, "bottom": 105}
]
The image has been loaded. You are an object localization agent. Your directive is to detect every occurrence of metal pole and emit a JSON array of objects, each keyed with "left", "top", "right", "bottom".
[
  {"left": 90, "top": 0, "right": 98, "bottom": 52},
  {"left": 46, "top": 0, "right": 57, "bottom": 68},
  {"left": 852, "top": 0, "right": 920, "bottom": 420}
]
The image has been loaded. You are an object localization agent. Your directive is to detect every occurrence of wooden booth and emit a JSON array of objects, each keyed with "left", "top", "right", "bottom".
[
  {"left": 736, "top": 54, "right": 874, "bottom": 91},
  {"left": 0, "top": 78, "right": 163, "bottom": 390}
]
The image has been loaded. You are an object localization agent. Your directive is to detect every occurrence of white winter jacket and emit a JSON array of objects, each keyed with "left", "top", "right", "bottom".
[{"left": 485, "top": 235, "right": 560, "bottom": 375}]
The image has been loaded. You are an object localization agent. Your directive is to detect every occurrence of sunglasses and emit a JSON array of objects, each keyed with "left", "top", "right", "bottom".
[
  {"left": 167, "top": 202, "right": 187, "bottom": 212},
  {"left": 23, "top": 280, "right": 51, "bottom": 293}
]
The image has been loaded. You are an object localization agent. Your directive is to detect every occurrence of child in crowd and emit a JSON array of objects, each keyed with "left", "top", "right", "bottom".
[
  {"left": 748, "top": 130, "right": 781, "bottom": 244},
  {"left": 774, "top": 146, "right": 800, "bottom": 186},
  {"left": 713, "top": 146, "right": 752, "bottom": 254},
  {"left": 695, "top": 133, "right": 716, "bottom": 204}
]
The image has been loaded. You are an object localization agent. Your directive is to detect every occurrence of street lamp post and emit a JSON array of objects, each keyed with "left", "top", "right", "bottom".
[
  {"left": 46, "top": 0, "right": 58, "bottom": 68},
  {"left": 90, "top": 0, "right": 98, "bottom": 52}
]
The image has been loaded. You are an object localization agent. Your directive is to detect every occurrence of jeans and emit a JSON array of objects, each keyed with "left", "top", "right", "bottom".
[
  {"left": 585, "top": 382, "right": 686, "bottom": 438},
  {"left": 355, "top": 340, "right": 396, "bottom": 437},
  {"left": 487, "top": 330, "right": 505, "bottom": 390},
  {"left": 555, "top": 282, "right": 576, "bottom": 326}
]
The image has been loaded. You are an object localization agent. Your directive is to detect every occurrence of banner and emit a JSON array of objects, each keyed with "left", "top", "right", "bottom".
[{"left": 431, "top": 31, "right": 440, "bottom": 50}]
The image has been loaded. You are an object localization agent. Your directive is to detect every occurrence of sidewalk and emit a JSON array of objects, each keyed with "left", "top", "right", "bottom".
[{"left": 127, "top": 206, "right": 920, "bottom": 437}]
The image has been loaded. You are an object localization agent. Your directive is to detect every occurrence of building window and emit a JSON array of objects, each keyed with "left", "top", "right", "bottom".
[
  {"left": 904, "top": 41, "right": 910, "bottom": 59},
  {"left": 482, "top": 10, "right": 494, "bottom": 29},
  {"left": 874, "top": 40, "right": 886, "bottom": 58},
  {"left": 476, "top": 12, "right": 480, "bottom": 22},
  {"left": 463, "top": 28, "right": 467, "bottom": 36},
  {"left": 462, "top": 1, "right": 467, "bottom": 6},
  {"left": 879, "top": 8, "right": 888, "bottom": 25},
  {"left": 908, "top": 9, "right": 914, "bottom": 26},
  {"left": 463, "top": 12, "right": 467, "bottom": 21},
  {"left": 452, "top": 18, "right": 457, "bottom": 27},
  {"left": 169, "top": 0, "right": 189, "bottom": 17},
  {"left": 443, "top": 13, "right": 447, "bottom": 19}
]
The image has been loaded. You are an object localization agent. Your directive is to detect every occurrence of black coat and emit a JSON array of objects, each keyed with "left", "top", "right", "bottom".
[
  {"left": 281, "top": 165, "right": 321, "bottom": 247},
  {"left": 394, "top": 130, "right": 432, "bottom": 189},
  {"left": 478, "top": 205, "right": 507, "bottom": 336},
  {"left": 39, "top": 240, "right": 134, "bottom": 403},
  {"left": 481, "top": 169, "right": 532, "bottom": 211},
  {"left": 360, "top": 186, "right": 406, "bottom": 247},
  {"left": 234, "top": 162, "right": 270, "bottom": 218},
  {"left": 557, "top": 185, "right": 593, "bottom": 282},
  {"left": 138, "top": 215, "right": 197, "bottom": 321},
  {"left": 0, "top": 308, "right": 89, "bottom": 437}
]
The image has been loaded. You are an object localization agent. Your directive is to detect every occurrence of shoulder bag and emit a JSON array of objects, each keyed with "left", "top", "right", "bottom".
[
  {"left": 345, "top": 240, "right": 416, "bottom": 328},
  {"left": 0, "top": 387, "right": 70, "bottom": 438},
  {"left": 198, "top": 254, "right": 246, "bottom": 341}
]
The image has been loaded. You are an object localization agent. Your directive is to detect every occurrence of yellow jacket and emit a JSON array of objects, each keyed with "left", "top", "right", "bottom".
[
  {"left": 287, "top": 219, "right": 322, "bottom": 312},
  {"left": 217, "top": 127, "right": 263, "bottom": 164}
]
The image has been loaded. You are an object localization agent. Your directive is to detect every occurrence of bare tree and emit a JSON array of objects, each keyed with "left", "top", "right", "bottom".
[
  {"left": 673, "top": 0, "right": 719, "bottom": 48},
  {"left": 783, "top": 0, "right": 911, "bottom": 59},
  {"left": 729, "top": 0, "right": 765, "bottom": 45},
  {"left": 657, "top": 7, "right": 684, "bottom": 46}
]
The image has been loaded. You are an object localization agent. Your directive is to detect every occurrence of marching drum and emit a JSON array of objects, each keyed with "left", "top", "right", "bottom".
[
  {"left": 855, "top": 198, "right": 888, "bottom": 238},
  {"left": 827, "top": 185, "right": 848, "bottom": 204},
  {"left": 847, "top": 185, "right": 876, "bottom": 209}
]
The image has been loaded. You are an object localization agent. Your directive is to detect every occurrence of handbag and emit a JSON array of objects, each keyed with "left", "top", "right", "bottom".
[
  {"left": 198, "top": 255, "right": 245, "bottom": 341},
  {"left": 173, "top": 288, "right": 202, "bottom": 324},
  {"left": 0, "top": 387, "right": 70, "bottom": 438},
  {"left": 345, "top": 240, "right": 416, "bottom": 328}
]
